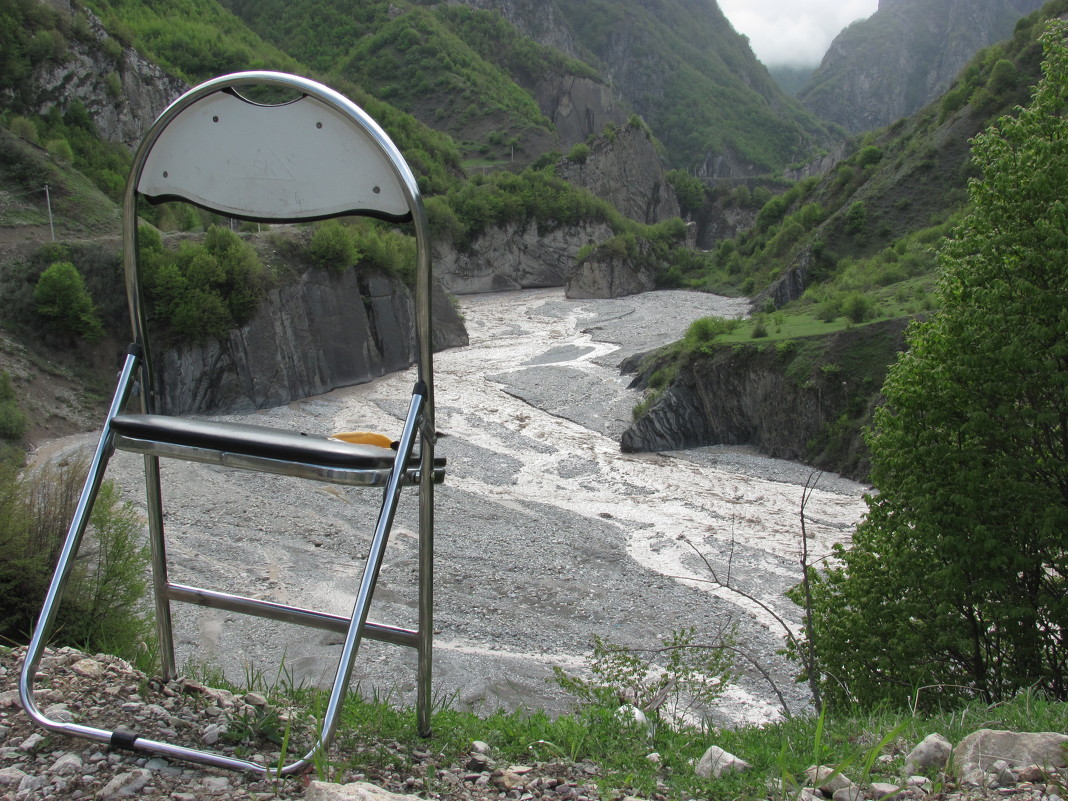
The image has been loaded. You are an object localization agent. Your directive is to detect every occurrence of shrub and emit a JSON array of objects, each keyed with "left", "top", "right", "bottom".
[
  {"left": 309, "top": 220, "right": 360, "bottom": 271},
  {"left": 8, "top": 116, "right": 38, "bottom": 144},
  {"left": 45, "top": 137, "right": 74, "bottom": 164},
  {"left": 842, "top": 291, "right": 875, "bottom": 323},
  {"left": 141, "top": 225, "right": 269, "bottom": 342},
  {"left": 567, "top": 142, "right": 590, "bottom": 164},
  {"left": 0, "top": 456, "right": 150, "bottom": 656},
  {"left": 844, "top": 201, "right": 867, "bottom": 236},
  {"left": 0, "top": 373, "right": 26, "bottom": 443},
  {"left": 34, "top": 261, "right": 104, "bottom": 342},
  {"left": 856, "top": 145, "right": 883, "bottom": 168}
]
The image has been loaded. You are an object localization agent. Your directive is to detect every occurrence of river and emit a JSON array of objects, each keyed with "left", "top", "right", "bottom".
[{"left": 66, "top": 288, "right": 869, "bottom": 727}]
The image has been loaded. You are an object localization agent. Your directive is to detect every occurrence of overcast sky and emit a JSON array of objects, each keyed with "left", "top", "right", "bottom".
[{"left": 718, "top": 0, "right": 879, "bottom": 68}]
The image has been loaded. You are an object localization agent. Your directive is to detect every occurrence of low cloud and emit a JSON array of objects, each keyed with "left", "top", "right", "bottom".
[{"left": 719, "top": 0, "right": 878, "bottom": 67}]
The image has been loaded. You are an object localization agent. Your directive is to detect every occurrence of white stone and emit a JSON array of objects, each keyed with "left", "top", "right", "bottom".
[
  {"left": 695, "top": 745, "right": 751, "bottom": 779},
  {"left": 0, "top": 767, "right": 27, "bottom": 787},
  {"left": 831, "top": 785, "right": 864, "bottom": 801},
  {"left": 48, "top": 753, "right": 84, "bottom": 775},
  {"left": 904, "top": 732, "right": 953, "bottom": 775},
  {"left": 70, "top": 658, "right": 106, "bottom": 678},
  {"left": 805, "top": 764, "right": 853, "bottom": 794},
  {"left": 305, "top": 779, "right": 420, "bottom": 801},
  {"left": 869, "top": 781, "right": 903, "bottom": 799},
  {"left": 954, "top": 730, "right": 1068, "bottom": 778},
  {"left": 98, "top": 768, "right": 150, "bottom": 799},
  {"left": 18, "top": 732, "right": 44, "bottom": 752}
]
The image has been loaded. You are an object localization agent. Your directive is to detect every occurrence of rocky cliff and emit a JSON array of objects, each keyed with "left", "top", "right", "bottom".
[
  {"left": 565, "top": 239, "right": 657, "bottom": 299},
  {"left": 432, "top": 219, "right": 614, "bottom": 295},
  {"left": 620, "top": 319, "right": 911, "bottom": 480},
  {"left": 799, "top": 0, "right": 1046, "bottom": 133},
  {"left": 26, "top": 2, "right": 187, "bottom": 148},
  {"left": 155, "top": 267, "right": 468, "bottom": 415},
  {"left": 556, "top": 121, "right": 680, "bottom": 224},
  {"left": 452, "top": 0, "right": 627, "bottom": 148}
]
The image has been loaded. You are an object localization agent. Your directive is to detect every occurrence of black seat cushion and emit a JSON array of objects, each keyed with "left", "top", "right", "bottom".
[{"left": 111, "top": 414, "right": 443, "bottom": 470}]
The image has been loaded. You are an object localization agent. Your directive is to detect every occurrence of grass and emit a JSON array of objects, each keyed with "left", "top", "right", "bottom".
[{"left": 181, "top": 652, "right": 1068, "bottom": 800}]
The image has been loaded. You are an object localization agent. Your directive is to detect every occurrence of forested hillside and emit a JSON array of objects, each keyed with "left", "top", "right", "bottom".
[{"left": 220, "top": 0, "right": 836, "bottom": 174}]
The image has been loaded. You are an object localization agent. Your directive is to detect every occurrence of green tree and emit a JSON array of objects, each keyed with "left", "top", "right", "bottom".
[
  {"left": 34, "top": 260, "right": 104, "bottom": 342},
  {"left": 309, "top": 219, "right": 359, "bottom": 271},
  {"left": 797, "top": 21, "right": 1068, "bottom": 708}
]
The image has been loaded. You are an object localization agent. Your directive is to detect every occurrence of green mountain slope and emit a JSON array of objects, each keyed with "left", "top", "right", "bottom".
[
  {"left": 221, "top": 0, "right": 837, "bottom": 174},
  {"left": 554, "top": 0, "right": 838, "bottom": 172},
  {"left": 679, "top": 0, "right": 1067, "bottom": 301}
]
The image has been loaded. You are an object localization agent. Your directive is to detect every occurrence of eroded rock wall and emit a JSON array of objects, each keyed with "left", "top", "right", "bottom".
[
  {"left": 621, "top": 319, "right": 911, "bottom": 479},
  {"left": 155, "top": 268, "right": 468, "bottom": 415},
  {"left": 433, "top": 220, "right": 614, "bottom": 295}
]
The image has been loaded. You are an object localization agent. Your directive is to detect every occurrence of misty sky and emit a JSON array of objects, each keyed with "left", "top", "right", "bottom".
[{"left": 719, "top": 0, "right": 879, "bottom": 68}]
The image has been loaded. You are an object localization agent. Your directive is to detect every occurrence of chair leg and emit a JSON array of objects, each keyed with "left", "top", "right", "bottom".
[
  {"left": 143, "top": 453, "right": 178, "bottom": 681},
  {"left": 417, "top": 447, "right": 434, "bottom": 737},
  {"left": 18, "top": 350, "right": 141, "bottom": 737}
]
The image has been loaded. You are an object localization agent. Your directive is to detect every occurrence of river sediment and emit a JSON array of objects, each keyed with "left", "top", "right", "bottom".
[{"left": 38, "top": 289, "right": 868, "bottom": 726}]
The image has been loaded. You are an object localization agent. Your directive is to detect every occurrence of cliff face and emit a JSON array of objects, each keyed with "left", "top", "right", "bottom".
[
  {"left": 533, "top": 74, "right": 624, "bottom": 150},
  {"left": 155, "top": 268, "right": 468, "bottom": 415},
  {"left": 449, "top": 0, "right": 583, "bottom": 59},
  {"left": 432, "top": 220, "right": 614, "bottom": 295},
  {"left": 556, "top": 122, "right": 680, "bottom": 224},
  {"left": 620, "top": 319, "right": 911, "bottom": 480},
  {"left": 799, "top": 0, "right": 1045, "bottom": 133},
  {"left": 565, "top": 241, "right": 657, "bottom": 299},
  {"left": 27, "top": 2, "right": 187, "bottom": 148}
]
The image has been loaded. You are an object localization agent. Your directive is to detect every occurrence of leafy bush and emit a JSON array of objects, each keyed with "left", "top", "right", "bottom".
[
  {"left": 797, "top": 21, "right": 1068, "bottom": 708},
  {"left": 553, "top": 628, "right": 737, "bottom": 722},
  {"left": 0, "top": 456, "right": 150, "bottom": 656},
  {"left": 843, "top": 201, "right": 867, "bottom": 236},
  {"left": 566, "top": 142, "right": 590, "bottom": 164},
  {"left": 0, "top": 373, "right": 26, "bottom": 444},
  {"left": 683, "top": 315, "right": 739, "bottom": 349},
  {"left": 355, "top": 222, "right": 416, "bottom": 285},
  {"left": 309, "top": 219, "right": 360, "bottom": 271},
  {"left": 34, "top": 260, "right": 104, "bottom": 342},
  {"left": 140, "top": 225, "right": 269, "bottom": 342},
  {"left": 856, "top": 145, "right": 883, "bottom": 168},
  {"left": 841, "top": 291, "right": 875, "bottom": 323}
]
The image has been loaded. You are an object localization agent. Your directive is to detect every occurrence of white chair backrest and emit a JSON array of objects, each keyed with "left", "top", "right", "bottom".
[{"left": 130, "top": 72, "right": 418, "bottom": 223}]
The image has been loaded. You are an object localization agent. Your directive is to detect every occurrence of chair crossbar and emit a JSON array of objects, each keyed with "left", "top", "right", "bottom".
[{"left": 164, "top": 583, "right": 419, "bottom": 647}]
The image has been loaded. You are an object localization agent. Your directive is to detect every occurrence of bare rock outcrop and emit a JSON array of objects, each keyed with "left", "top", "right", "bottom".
[
  {"left": 620, "top": 319, "right": 911, "bottom": 480},
  {"left": 432, "top": 220, "right": 613, "bottom": 295},
  {"left": 565, "top": 243, "right": 656, "bottom": 299},
  {"left": 155, "top": 267, "right": 468, "bottom": 415},
  {"left": 556, "top": 122, "right": 680, "bottom": 225},
  {"left": 799, "top": 0, "right": 1046, "bottom": 133},
  {"left": 24, "top": 2, "right": 187, "bottom": 148}
]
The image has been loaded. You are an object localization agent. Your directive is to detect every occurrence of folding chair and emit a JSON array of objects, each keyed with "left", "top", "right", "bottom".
[{"left": 19, "top": 71, "right": 440, "bottom": 775}]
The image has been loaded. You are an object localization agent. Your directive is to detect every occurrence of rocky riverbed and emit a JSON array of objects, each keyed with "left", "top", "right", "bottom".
[{"left": 29, "top": 289, "right": 869, "bottom": 727}]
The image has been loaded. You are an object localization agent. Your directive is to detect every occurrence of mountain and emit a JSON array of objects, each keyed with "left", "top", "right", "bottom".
[
  {"left": 799, "top": 0, "right": 1047, "bottom": 133},
  {"left": 220, "top": 0, "right": 837, "bottom": 175}
]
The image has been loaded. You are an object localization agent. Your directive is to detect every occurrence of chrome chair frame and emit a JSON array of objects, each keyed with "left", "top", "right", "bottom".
[{"left": 19, "top": 71, "right": 438, "bottom": 776}]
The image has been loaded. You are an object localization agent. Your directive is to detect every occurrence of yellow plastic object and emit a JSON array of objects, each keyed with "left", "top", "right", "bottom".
[{"left": 331, "top": 431, "right": 395, "bottom": 449}]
